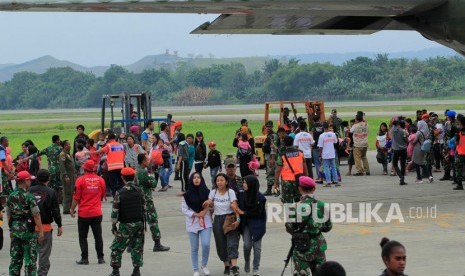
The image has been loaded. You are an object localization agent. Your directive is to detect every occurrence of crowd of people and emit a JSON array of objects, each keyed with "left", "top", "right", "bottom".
[{"left": 1, "top": 105, "right": 460, "bottom": 276}]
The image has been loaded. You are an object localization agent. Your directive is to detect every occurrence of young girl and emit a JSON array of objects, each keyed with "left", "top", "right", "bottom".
[
  {"left": 236, "top": 133, "right": 254, "bottom": 178},
  {"left": 237, "top": 175, "right": 266, "bottom": 276},
  {"left": 204, "top": 141, "right": 222, "bottom": 188},
  {"left": 203, "top": 173, "right": 241, "bottom": 276},
  {"left": 406, "top": 127, "right": 417, "bottom": 174},
  {"left": 379, "top": 237, "right": 408, "bottom": 276},
  {"left": 376, "top": 123, "right": 390, "bottom": 175},
  {"left": 182, "top": 173, "right": 212, "bottom": 276},
  {"left": 155, "top": 139, "right": 172, "bottom": 192},
  {"left": 194, "top": 131, "right": 207, "bottom": 175}
]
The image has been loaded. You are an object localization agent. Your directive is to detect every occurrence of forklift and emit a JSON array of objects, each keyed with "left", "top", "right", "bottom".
[{"left": 89, "top": 92, "right": 165, "bottom": 140}]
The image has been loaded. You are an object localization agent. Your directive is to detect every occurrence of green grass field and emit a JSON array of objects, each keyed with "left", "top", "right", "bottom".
[{"left": 1, "top": 99, "right": 462, "bottom": 165}]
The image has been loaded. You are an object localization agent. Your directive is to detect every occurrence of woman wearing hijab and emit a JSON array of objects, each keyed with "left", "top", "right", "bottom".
[
  {"left": 237, "top": 175, "right": 266, "bottom": 276},
  {"left": 412, "top": 120, "right": 433, "bottom": 184},
  {"left": 182, "top": 172, "right": 212, "bottom": 276}
]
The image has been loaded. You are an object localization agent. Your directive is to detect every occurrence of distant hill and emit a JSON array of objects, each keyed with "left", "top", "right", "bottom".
[{"left": 0, "top": 47, "right": 461, "bottom": 81}]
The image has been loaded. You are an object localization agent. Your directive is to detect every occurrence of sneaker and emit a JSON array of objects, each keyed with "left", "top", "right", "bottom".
[
  {"left": 429, "top": 176, "right": 433, "bottom": 183},
  {"left": 323, "top": 183, "right": 332, "bottom": 187},
  {"left": 335, "top": 183, "right": 341, "bottom": 187},
  {"left": 253, "top": 271, "right": 260, "bottom": 276},
  {"left": 415, "top": 180, "right": 423, "bottom": 184},
  {"left": 201, "top": 266, "right": 210, "bottom": 276},
  {"left": 453, "top": 185, "right": 464, "bottom": 190},
  {"left": 98, "top": 257, "right": 105, "bottom": 264},
  {"left": 353, "top": 172, "right": 364, "bottom": 176},
  {"left": 193, "top": 272, "right": 200, "bottom": 276},
  {"left": 365, "top": 172, "right": 371, "bottom": 176},
  {"left": 153, "top": 243, "right": 170, "bottom": 252},
  {"left": 224, "top": 266, "right": 230, "bottom": 275},
  {"left": 231, "top": 266, "right": 240, "bottom": 276}
]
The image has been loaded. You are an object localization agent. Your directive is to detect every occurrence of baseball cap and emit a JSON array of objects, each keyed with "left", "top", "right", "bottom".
[
  {"left": 224, "top": 157, "right": 236, "bottom": 168},
  {"left": 265, "top": 120, "right": 273, "bottom": 127},
  {"left": 16, "top": 171, "right": 35, "bottom": 181},
  {"left": 421, "top": 114, "right": 429, "bottom": 119},
  {"left": 82, "top": 160, "right": 96, "bottom": 172},
  {"left": 121, "top": 167, "right": 135, "bottom": 176}
]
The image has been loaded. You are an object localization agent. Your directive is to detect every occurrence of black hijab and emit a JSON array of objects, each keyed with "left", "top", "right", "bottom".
[
  {"left": 184, "top": 172, "right": 210, "bottom": 213},
  {"left": 244, "top": 175, "right": 259, "bottom": 212}
]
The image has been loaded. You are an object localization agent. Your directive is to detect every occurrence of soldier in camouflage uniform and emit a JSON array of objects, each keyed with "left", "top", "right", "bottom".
[
  {"left": 285, "top": 176, "right": 332, "bottom": 276},
  {"left": 440, "top": 111, "right": 457, "bottom": 182},
  {"left": 59, "top": 140, "right": 75, "bottom": 214},
  {"left": 0, "top": 137, "right": 14, "bottom": 197},
  {"left": 263, "top": 121, "right": 279, "bottom": 196},
  {"left": 135, "top": 154, "right": 169, "bottom": 252},
  {"left": 6, "top": 171, "right": 44, "bottom": 276},
  {"left": 24, "top": 135, "right": 62, "bottom": 202},
  {"left": 224, "top": 156, "right": 243, "bottom": 195},
  {"left": 109, "top": 167, "right": 145, "bottom": 276}
]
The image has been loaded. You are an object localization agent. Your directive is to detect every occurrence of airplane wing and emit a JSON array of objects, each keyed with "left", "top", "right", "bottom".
[{"left": 0, "top": 0, "right": 448, "bottom": 35}]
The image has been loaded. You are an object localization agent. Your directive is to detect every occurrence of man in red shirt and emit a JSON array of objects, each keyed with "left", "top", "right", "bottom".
[{"left": 70, "top": 159, "right": 106, "bottom": 265}]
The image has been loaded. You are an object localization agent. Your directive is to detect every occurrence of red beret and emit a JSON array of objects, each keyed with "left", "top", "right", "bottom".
[
  {"left": 121, "top": 167, "right": 135, "bottom": 176},
  {"left": 299, "top": 176, "right": 316, "bottom": 189}
]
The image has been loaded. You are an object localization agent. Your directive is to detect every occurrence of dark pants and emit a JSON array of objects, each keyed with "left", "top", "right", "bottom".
[
  {"left": 108, "top": 170, "right": 123, "bottom": 196},
  {"left": 180, "top": 160, "right": 190, "bottom": 192},
  {"left": 415, "top": 163, "right": 429, "bottom": 180},
  {"left": 78, "top": 216, "right": 104, "bottom": 259},
  {"left": 433, "top": 143, "right": 443, "bottom": 170},
  {"left": 239, "top": 155, "right": 253, "bottom": 178},
  {"left": 305, "top": 158, "right": 313, "bottom": 179},
  {"left": 212, "top": 214, "right": 239, "bottom": 262},
  {"left": 194, "top": 162, "right": 204, "bottom": 175},
  {"left": 392, "top": 149, "right": 407, "bottom": 182}
]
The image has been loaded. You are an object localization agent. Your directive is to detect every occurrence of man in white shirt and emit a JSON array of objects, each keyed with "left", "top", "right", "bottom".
[
  {"left": 294, "top": 121, "right": 315, "bottom": 178},
  {"left": 318, "top": 122, "right": 340, "bottom": 187}
]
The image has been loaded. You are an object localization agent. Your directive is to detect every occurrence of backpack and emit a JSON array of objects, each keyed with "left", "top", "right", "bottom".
[
  {"left": 420, "top": 132, "right": 432, "bottom": 153},
  {"left": 151, "top": 150, "right": 164, "bottom": 166}
]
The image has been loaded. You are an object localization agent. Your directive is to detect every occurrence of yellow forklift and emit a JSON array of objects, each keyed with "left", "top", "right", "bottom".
[{"left": 254, "top": 101, "right": 325, "bottom": 167}]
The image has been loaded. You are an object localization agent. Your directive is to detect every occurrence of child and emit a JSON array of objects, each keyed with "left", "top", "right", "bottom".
[
  {"left": 237, "top": 133, "right": 252, "bottom": 154},
  {"left": 74, "top": 143, "right": 89, "bottom": 177},
  {"left": 205, "top": 141, "right": 222, "bottom": 187},
  {"left": 155, "top": 139, "right": 172, "bottom": 192},
  {"left": 96, "top": 132, "right": 107, "bottom": 150},
  {"left": 406, "top": 127, "right": 417, "bottom": 174}
]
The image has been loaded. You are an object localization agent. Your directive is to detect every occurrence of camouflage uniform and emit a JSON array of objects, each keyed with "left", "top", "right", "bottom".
[
  {"left": 265, "top": 133, "right": 279, "bottom": 191},
  {"left": 110, "top": 182, "right": 146, "bottom": 269},
  {"left": 35, "top": 144, "right": 61, "bottom": 197},
  {"left": 59, "top": 150, "right": 75, "bottom": 213},
  {"left": 285, "top": 195, "right": 332, "bottom": 276},
  {"left": 7, "top": 187, "right": 41, "bottom": 276},
  {"left": 443, "top": 120, "right": 457, "bottom": 179},
  {"left": 135, "top": 168, "right": 160, "bottom": 240},
  {"left": 1, "top": 171, "right": 13, "bottom": 196}
]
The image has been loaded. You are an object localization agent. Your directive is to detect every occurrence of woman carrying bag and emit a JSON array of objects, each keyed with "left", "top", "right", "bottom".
[
  {"left": 202, "top": 173, "right": 242, "bottom": 276},
  {"left": 237, "top": 175, "right": 266, "bottom": 276}
]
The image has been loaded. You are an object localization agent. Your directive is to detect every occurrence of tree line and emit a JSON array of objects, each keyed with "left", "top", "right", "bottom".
[{"left": 1, "top": 54, "right": 464, "bottom": 109}]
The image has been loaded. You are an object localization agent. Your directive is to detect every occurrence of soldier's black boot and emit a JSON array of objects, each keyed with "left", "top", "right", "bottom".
[
  {"left": 153, "top": 239, "right": 170, "bottom": 252},
  {"left": 131, "top": 266, "right": 141, "bottom": 276},
  {"left": 76, "top": 258, "right": 89, "bottom": 265},
  {"left": 453, "top": 180, "right": 464, "bottom": 190},
  {"left": 109, "top": 267, "right": 120, "bottom": 276}
]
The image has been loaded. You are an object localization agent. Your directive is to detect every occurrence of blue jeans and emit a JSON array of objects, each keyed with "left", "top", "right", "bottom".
[
  {"left": 210, "top": 166, "right": 220, "bottom": 187},
  {"left": 243, "top": 225, "right": 262, "bottom": 272},
  {"left": 159, "top": 163, "right": 173, "bottom": 188},
  {"left": 323, "top": 158, "right": 338, "bottom": 184},
  {"left": 188, "top": 229, "right": 211, "bottom": 272},
  {"left": 312, "top": 148, "right": 321, "bottom": 179}
]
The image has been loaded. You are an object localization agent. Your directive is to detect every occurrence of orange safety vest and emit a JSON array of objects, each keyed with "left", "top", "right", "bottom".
[
  {"left": 457, "top": 133, "right": 465, "bottom": 155},
  {"left": 281, "top": 151, "right": 304, "bottom": 181},
  {"left": 106, "top": 141, "right": 125, "bottom": 171}
]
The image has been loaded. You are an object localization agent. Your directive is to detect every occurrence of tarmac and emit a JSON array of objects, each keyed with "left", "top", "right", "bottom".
[{"left": 1, "top": 151, "right": 465, "bottom": 276}]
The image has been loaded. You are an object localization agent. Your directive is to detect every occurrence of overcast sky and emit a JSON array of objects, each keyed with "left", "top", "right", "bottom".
[{"left": 0, "top": 12, "right": 444, "bottom": 67}]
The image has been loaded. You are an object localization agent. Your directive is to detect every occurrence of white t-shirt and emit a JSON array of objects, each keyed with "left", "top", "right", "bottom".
[
  {"left": 208, "top": 189, "right": 237, "bottom": 215},
  {"left": 317, "top": 131, "right": 337, "bottom": 159},
  {"left": 294, "top": 131, "right": 314, "bottom": 158}
]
